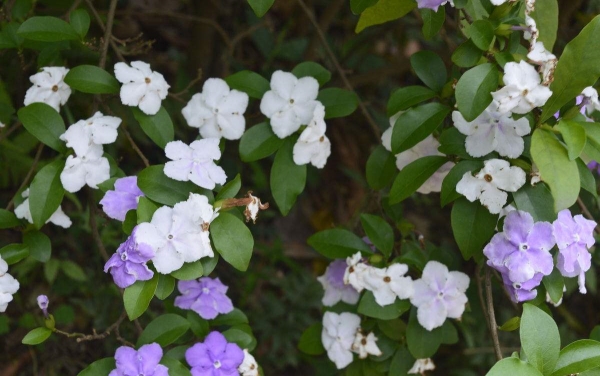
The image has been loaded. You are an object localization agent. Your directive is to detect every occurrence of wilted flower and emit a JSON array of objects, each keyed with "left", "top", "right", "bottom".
[{"left": 293, "top": 103, "right": 331, "bottom": 169}]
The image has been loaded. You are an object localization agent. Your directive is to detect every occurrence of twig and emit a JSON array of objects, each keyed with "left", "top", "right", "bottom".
[
  {"left": 5, "top": 143, "right": 43, "bottom": 211},
  {"left": 485, "top": 267, "right": 503, "bottom": 361},
  {"left": 0, "top": 122, "right": 22, "bottom": 144},
  {"left": 88, "top": 190, "right": 109, "bottom": 262},
  {"left": 65, "top": 0, "right": 84, "bottom": 18},
  {"left": 53, "top": 311, "right": 131, "bottom": 344},
  {"left": 98, "top": 0, "right": 118, "bottom": 70},
  {"left": 84, "top": 0, "right": 126, "bottom": 63},
  {"left": 577, "top": 197, "right": 600, "bottom": 234},
  {"left": 122, "top": 123, "right": 150, "bottom": 167},
  {"left": 475, "top": 265, "right": 492, "bottom": 332},
  {"left": 295, "top": 0, "right": 381, "bottom": 139}
]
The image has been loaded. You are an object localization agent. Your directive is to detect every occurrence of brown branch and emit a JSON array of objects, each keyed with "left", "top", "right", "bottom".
[
  {"left": 88, "top": 190, "right": 109, "bottom": 262},
  {"left": 65, "top": 0, "right": 84, "bottom": 18},
  {"left": 53, "top": 311, "right": 131, "bottom": 345},
  {"left": 485, "top": 267, "right": 503, "bottom": 361},
  {"left": 98, "top": 0, "right": 118, "bottom": 70},
  {"left": 84, "top": 0, "right": 126, "bottom": 63},
  {"left": 295, "top": 0, "right": 381, "bottom": 139},
  {"left": 0, "top": 122, "right": 22, "bottom": 144},
  {"left": 577, "top": 197, "right": 600, "bottom": 234},
  {"left": 475, "top": 265, "right": 492, "bottom": 332},
  {"left": 5, "top": 143, "right": 43, "bottom": 211},
  {"left": 122, "top": 123, "right": 150, "bottom": 167}
]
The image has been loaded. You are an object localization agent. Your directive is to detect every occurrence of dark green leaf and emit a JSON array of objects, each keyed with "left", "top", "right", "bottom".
[
  {"left": 577, "top": 159, "right": 598, "bottom": 198},
  {"left": 23, "top": 230, "right": 51, "bottom": 262},
  {"left": 211, "top": 212, "right": 253, "bottom": 272},
  {"left": 187, "top": 311, "right": 209, "bottom": 338},
  {"left": 137, "top": 165, "right": 211, "bottom": 206},
  {"left": 355, "top": 0, "right": 416, "bottom": 33},
  {"left": 64, "top": 65, "right": 119, "bottom": 94},
  {"left": 451, "top": 198, "right": 498, "bottom": 261},
  {"left": 239, "top": 122, "right": 284, "bottom": 162},
  {"left": 358, "top": 291, "right": 410, "bottom": 320},
  {"left": 317, "top": 88, "right": 358, "bottom": 119},
  {"left": 366, "top": 145, "right": 397, "bottom": 190},
  {"left": 452, "top": 40, "right": 484, "bottom": 68},
  {"left": 420, "top": 7, "right": 445, "bottom": 40},
  {"left": 410, "top": 51, "right": 447, "bottom": 92},
  {"left": 455, "top": 63, "right": 499, "bottom": 121},
  {"left": 530, "top": 0, "right": 558, "bottom": 51},
  {"left": 137, "top": 314, "right": 190, "bottom": 347},
  {"left": 215, "top": 174, "right": 241, "bottom": 201},
  {"left": 556, "top": 120, "right": 586, "bottom": 160},
  {"left": 122, "top": 210, "right": 136, "bottom": 235},
  {"left": 123, "top": 275, "right": 159, "bottom": 320},
  {"left": 543, "top": 268, "right": 564, "bottom": 305},
  {"left": 387, "top": 86, "right": 436, "bottom": 116},
  {"left": 406, "top": 308, "right": 446, "bottom": 358},
  {"left": 350, "top": 0, "right": 379, "bottom": 14},
  {"left": 469, "top": 19, "right": 494, "bottom": 50},
  {"left": 29, "top": 159, "right": 66, "bottom": 229},
  {"left": 520, "top": 303, "right": 560, "bottom": 374},
  {"left": 18, "top": 103, "right": 67, "bottom": 153},
  {"left": 136, "top": 196, "right": 158, "bottom": 224},
  {"left": 292, "top": 62, "right": 331, "bottom": 86},
  {"left": 60, "top": 260, "right": 86, "bottom": 281},
  {"left": 225, "top": 70, "right": 270, "bottom": 99},
  {"left": 512, "top": 183, "right": 557, "bottom": 222},
  {"left": 155, "top": 274, "right": 176, "bottom": 300},
  {"left": 0, "top": 209, "right": 22, "bottom": 229},
  {"left": 360, "top": 214, "right": 394, "bottom": 258},
  {"left": 438, "top": 127, "right": 471, "bottom": 159},
  {"left": 0, "top": 243, "right": 29, "bottom": 264},
  {"left": 298, "top": 323, "right": 325, "bottom": 355},
  {"left": 17, "top": 16, "right": 78, "bottom": 42},
  {"left": 209, "top": 308, "right": 249, "bottom": 326},
  {"left": 170, "top": 260, "right": 204, "bottom": 280},
  {"left": 552, "top": 340, "right": 600, "bottom": 376},
  {"left": 391, "top": 103, "right": 450, "bottom": 154},
  {"left": 223, "top": 326, "right": 256, "bottom": 351},
  {"left": 389, "top": 156, "right": 448, "bottom": 204},
  {"left": 307, "top": 228, "right": 373, "bottom": 259},
  {"left": 441, "top": 160, "right": 483, "bottom": 207},
  {"left": 270, "top": 138, "right": 306, "bottom": 215},
  {"left": 22, "top": 327, "right": 52, "bottom": 345},
  {"left": 69, "top": 9, "right": 90, "bottom": 38},
  {"left": 132, "top": 107, "right": 174, "bottom": 149},
  {"left": 159, "top": 357, "right": 191, "bottom": 376},
  {"left": 486, "top": 358, "right": 544, "bottom": 376},
  {"left": 77, "top": 358, "right": 116, "bottom": 376}
]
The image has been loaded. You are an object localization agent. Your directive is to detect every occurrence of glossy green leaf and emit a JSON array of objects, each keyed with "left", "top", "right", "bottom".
[
  {"left": 366, "top": 146, "right": 397, "bottom": 190},
  {"left": 0, "top": 209, "right": 22, "bottom": 229},
  {"left": 137, "top": 165, "right": 211, "bottom": 206},
  {"left": 29, "top": 159, "right": 66, "bottom": 229},
  {"left": 440, "top": 160, "right": 483, "bottom": 207},
  {"left": 469, "top": 19, "right": 494, "bottom": 50},
  {"left": 136, "top": 196, "right": 159, "bottom": 224},
  {"left": 298, "top": 323, "right": 325, "bottom": 355},
  {"left": 420, "top": 7, "right": 445, "bottom": 40},
  {"left": 247, "top": 0, "right": 275, "bottom": 18},
  {"left": 22, "top": 327, "right": 52, "bottom": 345},
  {"left": 159, "top": 357, "right": 191, "bottom": 376},
  {"left": 360, "top": 214, "right": 394, "bottom": 258},
  {"left": 486, "top": 358, "right": 544, "bottom": 376},
  {"left": 438, "top": 127, "right": 471, "bottom": 159},
  {"left": 410, "top": 50, "right": 447, "bottom": 92},
  {"left": 270, "top": 138, "right": 306, "bottom": 215},
  {"left": 455, "top": 63, "right": 499, "bottom": 121},
  {"left": 358, "top": 291, "right": 410, "bottom": 320},
  {"left": 239, "top": 122, "right": 284, "bottom": 162},
  {"left": 556, "top": 120, "right": 586, "bottom": 160},
  {"left": 187, "top": 311, "right": 209, "bottom": 338},
  {"left": 317, "top": 88, "right": 358, "bottom": 119},
  {"left": 577, "top": 159, "right": 598, "bottom": 198},
  {"left": 210, "top": 308, "right": 249, "bottom": 326},
  {"left": 521, "top": 303, "right": 560, "bottom": 374},
  {"left": 451, "top": 198, "right": 498, "bottom": 261},
  {"left": 499, "top": 317, "right": 521, "bottom": 332},
  {"left": 23, "top": 230, "right": 51, "bottom": 262},
  {"left": 0, "top": 243, "right": 29, "bottom": 264},
  {"left": 552, "top": 340, "right": 600, "bottom": 376},
  {"left": 77, "top": 358, "right": 116, "bottom": 376},
  {"left": 391, "top": 103, "right": 450, "bottom": 154},
  {"left": 452, "top": 40, "right": 484, "bottom": 68},
  {"left": 17, "top": 16, "right": 78, "bottom": 42},
  {"left": 225, "top": 70, "right": 269, "bottom": 99},
  {"left": 530, "top": 0, "right": 558, "bottom": 51},
  {"left": 132, "top": 107, "right": 174, "bottom": 149},
  {"left": 155, "top": 274, "right": 176, "bottom": 300},
  {"left": 211, "top": 212, "right": 253, "bottom": 272},
  {"left": 387, "top": 86, "right": 436, "bottom": 116},
  {"left": 137, "top": 314, "right": 190, "bottom": 347},
  {"left": 292, "top": 62, "right": 331, "bottom": 86},
  {"left": 355, "top": 0, "right": 416, "bottom": 33},
  {"left": 64, "top": 65, "right": 119, "bottom": 94},
  {"left": 308, "top": 228, "right": 373, "bottom": 259},
  {"left": 123, "top": 275, "right": 159, "bottom": 320},
  {"left": 60, "top": 260, "right": 86, "bottom": 281},
  {"left": 69, "top": 9, "right": 90, "bottom": 38},
  {"left": 215, "top": 174, "right": 241, "bottom": 201},
  {"left": 543, "top": 268, "right": 565, "bottom": 305},
  {"left": 170, "top": 260, "right": 204, "bottom": 281},
  {"left": 223, "top": 326, "right": 256, "bottom": 351},
  {"left": 389, "top": 156, "right": 448, "bottom": 204},
  {"left": 406, "top": 308, "right": 449, "bottom": 358},
  {"left": 18, "top": 103, "right": 67, "bottom": 153},
  {"left": 512, "top": 183, "right": 557, "bottom": 222}
]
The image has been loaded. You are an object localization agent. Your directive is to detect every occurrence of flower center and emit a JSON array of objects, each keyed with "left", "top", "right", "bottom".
[
  {"left": 484, "top": 174, "right": 493, "bottom": 182},
  {"left": 438, "top": 292, "right": 444, "bottom": 298},
  {"left": 383, "top": 276, "right": 391, "bottom": 283},
  {"left": 52, "top": 85, "right": 58, "bottom": 92},
  {"left": 574, "top": 233, "right": 581, "bottom": 242},
  {"left": 120, "top": 253, "right": 128, "bottom": 261},
  {"left": 289, "top": 99, "right": 295, "bottom": 104},
  {"left": 519, "top": 243, "right": 528, "bottom": 251},
  {"left": 145, "top": 77, "right": 151, "bottom": 84},
  {"left": 319, "top": 136, "right": 325, "bottom": 142},
  {"left": 202, "top": 287, "right": 210, "bottom": 294},
  {"left": 168, "top": 234, "right": 173, "bottom": 240},
  {"left": 513, "top": 283, "right": 522, "bottom": 289},
  {"left": 213, "top": 360, "right": 221, "bottom": 369},
  {"left": 361, "top": 338, "right": 367, "bottom": 345}
]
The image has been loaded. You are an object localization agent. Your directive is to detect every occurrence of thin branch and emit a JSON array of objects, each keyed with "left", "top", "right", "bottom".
[
  {"left": 88, "top": 191, "right": 109, "bottom": 262},
  {"left": 475, "top": 265, "right": 492, "bottom": 331},
  {"left": 295, "top": 0, "right": 381, "bottom": 139},
  {"left": 577, "top": 197, "right": 600, "bottom": 234},
  {"left": 65, "top": 0, "right": 84, "bottom": 18},
  {"left": 0, "top": 122, "right": 22, "bottom": 144},
  {"left": 485, "top": 267, "right": 503, "bottom": 361},
  {"left": 5, "top": 143, "right": 43, "bottom": 211},
  {"left": 122, "top": 123, "right": 150, "bottom": 167},
  {"left": 53, "top": 311, "right": 131, "bottom": 345},
  {"left": 98, "top": 0, "right": 118, "bottom": 70},
  {"left": 84, "top": 0, "right": 126, "bottom": 63}
]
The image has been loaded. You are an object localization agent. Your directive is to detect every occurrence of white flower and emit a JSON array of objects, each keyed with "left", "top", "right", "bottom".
[
  {"left": 114, "top": 61, "right": 170, "bottom": 115},
  {"left": 351, "top": 331, "right": 382, "bottom": 359},
  {"left": 60, "top": 112, "right": 122, "bottom": 156},
  {"left": 293, "top": 103, "right": 331, "bottom": 168},
  {"left": 238, "top": 349, "right": 259, "bottom": 376},
  {"left": 452, "top": 103, "right": 531, "bottom": 158},
  {"left": 362, "top": 263, "right": 414, "bottom": 306},
  {"left": 182, "top": 78, "right": 249, "bottom": 140},
  {"left": 260, "top": 70, "right": 319, "bottom": 139},
  {"left": 491, "top": 61, "right": 552, "bottom": 114},
  {"left": 456, "top": 159, "right": 526, "bottom": 214},
  {"left": 163, "top": 139, "right": 226, "bottom": 190},
  {"left": 408, "top": 358, "right": 436, "bottom": 375},
  {"left": 24, "top": 67, "right": 71, "bottom": 112},
  {"left": 322, "top": 311, "right": 360, "bottom": 369},
  {"left": 0, "top": 122, "right": 5, "bottom": 128},
  {"left": 60, "top": 143, "right": 110, "bottom": 193},
  {"left": 410, "top": 261, "right": 469, "bottom": 331},
  {"left": 582, "top": 87, "right": 600, "bottom": 116},
  {"left": 0, "top": 255, "right": 19, "bottom": 313},
  {"left": 490, "top": 0, "right": 508, "bottom": 4},
  {"left": 14, "top": 188, "right": 72, "bottom": 228},
  {"left": 382, "top": 124, "right": 454, "bottom": 193},
  {"left": 343, "top": 252, "right": 370, "bottom": 292},
  {"left": 527, "top": 42, "right": 557, "bottom": 85},
  {"left": 135, "top": 194, "right": 215, "bottom": 274}
]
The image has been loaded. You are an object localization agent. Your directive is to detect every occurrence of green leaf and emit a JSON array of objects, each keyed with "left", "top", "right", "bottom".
[
  {"left": 543, "top": 268, "right": 565, "bottom": 305},
  {"left": 225, "top": 70, "right": 270, "bottom": 99},
  {"left": 388, "top": 347, "right": 415, "bottom": 376},
  {"left": 420, "top": 7, "right": 445, "bottom": 40},
  {"left": 132, "top": 107, "right": 174, "bottom": 149},
  {"left": 22, "top": 327, "right": 52, "bottom": 345},
  {"left": 486, "top": 358, "right": 544, "bottom": 376},
  {"left": 247, "top": 0, "right": 275, "bottom": 18},
  {"left": 0, "top": 243, "right": 29, "bottom": 265},
  {"left": 440, "top": 160, "right": 483, "bottom": 207},
  {"left": 211, "top": 212, "right": 253, "bottom": 272},
  {"left": 159, "top": 357, "right": 191, "bottom": 376},
  {"left": 317, "top": 88, "right": 358, "bottom": 119},
  {"left": 155, "top": 274, "right": 176, "bottom": 300},
  {"left": 531, "top": 129, "right": 580, "bottom": 211},
  {"left": 223, "top": 326, "right": 256, "bottom": 351},
  {"left": 123, "top": 275, "right": 159, "bottom": 320},
  {"left": 137, "top": 165, "right": 211, "bottom": 206},
  {"left": 520, "top": 303, "right": 560, "bottom": 374},
  {"left": 389, "top": 156, "right": 448, "bottom": 204},
  {"left": 387, "top": 86, "right": 436, "bottom": 116},
  {"left": 60, "top": 260, "right": 86, "bottom": 281},
  {"left": 69, "top": 9, "right": 90, "bottom": 38},
  {"left": 137, "top": 313, "right": 190, "bottom": 347},
  {"left": 577, "top": 159, "right": 598, "bottom": 198},
  {"left": 350, "top": 0, "right": 379, "bottom": 14},
  {"left": 23, "top": 230, "right": 51, "bottom": 262},
  {"left": 307, "top": 228, "right": 373, "bottom": 259},
  {"left": 122, "top": 210, "right": 136, "bottom": 235},
  {"left": 366, "top": 145, "right": 397, "bottom": 190},
  {"left": 410, "top": 51, "right": 447, "bottom": 92},
  {"left": 455, "top": 63, "right": 499, "bottom": 122},
  {"left": 292, "top": 62, "right": 331, "bottom": 86},
  {"left": 469, "top": 19, "right": 494, "bottom": 50},
  {"left": 216, "top": 174, "right": 241, "bottom": 201},
  {"left": 438, "top": 127, "right": 471, "bottom": 159},
  {"left": 452, "top": 40, "right": 484, "bottom": 68},
  {"left": 29, "top": 159, "right": 66, "bottom": 229},
  {"left": 77, "top": 358, "right": 116, "bottom": 376},
  {"left": 499, "top": 317, "right": 521, "bottom": 332},
  {"left": 530, "top": 0, "right": 558, "bottom": 51},
  {"left": 358, "top": 291, "right": 410, "bottom": 320},
  {"left": 18, "top": 103, "right": 67, "bottom": 153},
  {"left": 360, "top": 214, "right": 394, "bottom": 258},
  {"left": 298, "top": 323, "right": 325, "bottom": 355},
  {"left": 44, "top": 258, "right": 60, "bottom": 283},
  {"left": 356, "top": 0, "right": 416, "bottom": 33},
  {"left": 187, "top": 311, "right": 209, "bottom": 338},
  {"left": 210, "top": 308, "right": 249, "bottom": 326},
  {"left": 451, "top": 198, "right": 498, "bottom": 261},
  {"left": 556, "top": 120, "right": 586, "bottom": 160},
  {"left": 512, "top": 183, "right": 557, "bottom": 222},
  {"left": 17, "top": 16, "right": 79, "bottom": 42},
  {"left": 64, "top": 65, "right": 119, "bottom": 94},
  {"left": 136, "top": 196, "right": 159, "bottom": 224},
  {"left": 0, "top": 209, "right": 22, "bottom": 229},
  {"left": 406, "top": 308, "right": 447, "bottom": 358},
  {"left": 270, "top": 138, "right": 306, "bottom": 215},
  {"left": 541, "top": 15, "right": 600, "bottom": 121},
  {"left": 552, "top": 340, "right": 600, "bottom": 376},
  {"left": 391, "top": 103, "right": 450, "bottom": 154},
  {"left": 239, "top": 122, "right": 284, "bottom": 162},
  {"left": 170, "top": 260, "right": 204, "bottom": 280}
]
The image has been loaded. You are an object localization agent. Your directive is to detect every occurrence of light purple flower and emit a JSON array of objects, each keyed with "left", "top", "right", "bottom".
[
  {"left": 37, "top": 295, "right": 49, "bottom": 317},
  {"left": 104, "top": 227, "right": 155, "bottom": 288},
  {"left": 553, "top": 209, "right": 597, "bottom": 293},
  {"left": 185, "top": 331, "right": 244, "bottom": 376},
  {"left": 500, "top": 271, "right": 544, "bottom": 303},
  {"left": 588, "top": 161, "right": 600, "bottom": 175},
  {"left": 483, "top": 210, "right": 555, "bottom": 284},
  {"left": 416, "top": 0, "right": 451, "bottom": 11},
  {"left": 175, "top": 277, "right": 234, "bottom": 320},
  {"left": 317, "top": 260, "right": 360, "bottom": 307},
  {"left": 109, "top": 343, "right": 168, "bottom": 376},
  {"left": 100, "top": 176, "right": 144, "bottom": 221}
]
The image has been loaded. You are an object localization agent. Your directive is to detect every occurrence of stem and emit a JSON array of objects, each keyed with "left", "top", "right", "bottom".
[
  {"left": 5, "top": 143, "right": 44, "bottom": 211},
  {"left": 485, "top": 267, "right": 503, "bottom": 361},
  {"left": 98, "top": 0, "right": 118, "bottom": 70}
]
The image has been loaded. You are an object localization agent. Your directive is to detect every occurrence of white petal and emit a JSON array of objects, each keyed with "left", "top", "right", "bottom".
[
  {"left": 270, "top": 71, "right": 297, "bottom": 100},
  {"left": 138, "top": 91, "right": 162, "bottom": 115}
]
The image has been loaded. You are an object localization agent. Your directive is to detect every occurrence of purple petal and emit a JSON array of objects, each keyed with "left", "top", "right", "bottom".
[
  {"left": 527, "top": 222, "right": 556, "bottom": 252},
  {"left": 114, "top": 347, "right": 139, "bottom": 375},
  {"left": 138, "top": 343, "right": 163, "bottom": 374},
  {"left": 504, "top": 210, "right": 534, "bottom": 244},
  {"left": 219, "top": 343, "right": 244, "bottom": 370},
  {"left": 205, "top": 332, "right": 228, "bottom": 355},
  {"left": 186, "top": 343, "right": 211, "bottom": 368},
  {"left": 110, "top": 265, "right": 137, "bottom": 288}
]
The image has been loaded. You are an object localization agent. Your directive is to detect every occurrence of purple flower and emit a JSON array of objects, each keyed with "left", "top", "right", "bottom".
[
  {"left": 100, "top": 176, "right": 144, "bottom": 221},
  {"left": 588, "top": 161, "right": 600, "bottom": 175},
  {"left": 37, "top": 295, "right": 49, "bottom": 317},
  {"left": 109, "top": 343, "right": 168, "bottom": 376},
  {"left": 416, "top": 0, "right": 450, "bottom": 11},
  {"left": 185, "top": 331, "right": 244, "bottom": 376},
  {"left": 484, "top": 210, "right": 555, "bottom": 285},
  {"left": 174, "top": 277, "right": 234, "bottom": 320},
  {"left": 317, "top": 259, "right": 360, "bottom": 307},
  {"left": 500, "top": 271, "right": 544, "bottom": 303},
  {"left": 104, "top": 227, "right": 155, "bottom": 288},
  {"left": 553, "top": 209, "right": 597, "bottom": 293}
]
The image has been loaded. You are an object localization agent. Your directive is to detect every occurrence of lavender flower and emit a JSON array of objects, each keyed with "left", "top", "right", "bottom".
[
  {"left": 553, "top": 209, "right": 597, "bottom": 293},
  {"left": 185, "top": 331, "right": 244, "bottom": 376},
  {"left": 37, "top": 295, "right": 49, "bottom": 318},
  {"left": 317, "top": 259, "right": 360, "bottom": 307},
  {"left": 588, "top": 161, "right": 600, "bottom": 175},
  {"left": 109, "top": 343, "right": 168, "bottom": 376},
  {"left": 100, "top": 176, "right": 144, "bottom": 221},
  {"left": 104, "top": 227, "right": 155, "bottom": 288},
  {"left": 174, "top": 277, "right": 234, "bottom": 320},
  {"left": 500, "top": 271, "right": 544, "bottom": 303},
  {"left": 416, "top": 0, "right": 451, "bottom": 11}
]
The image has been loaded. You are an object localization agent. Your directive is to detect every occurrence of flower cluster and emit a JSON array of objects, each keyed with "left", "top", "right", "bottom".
[
  {"left": 0, "top": 255, "right": 19, "bottom": 313},
  {"left": 484, "top": 209, "right": 596, "bottom": 302},
  {"left": 174, "top": 277, "right": 234, "bottom": 320}
]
